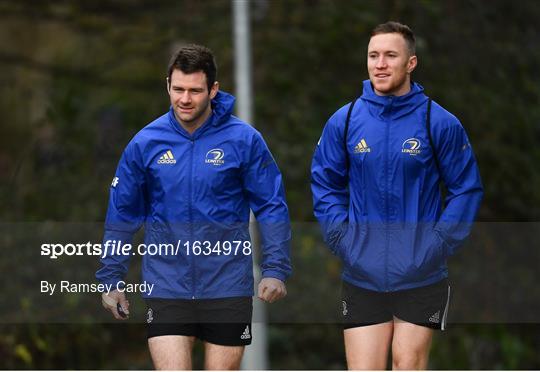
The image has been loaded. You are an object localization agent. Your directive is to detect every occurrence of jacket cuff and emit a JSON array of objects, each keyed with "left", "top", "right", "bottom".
[
  {"left": 97, "top": 277, "right": 125, "bottom": 291},
  {"left": 327, "top": 224, "right": 349, "bottom": 258},
  {"left": 434, "top": 229, "right": 451, "bottom": 258},
  {"left": 103, "top": 229, "right": 135, "bottom": 243},
  {"left": 262, "top": 270, "right": 288, "bottom": 282}
]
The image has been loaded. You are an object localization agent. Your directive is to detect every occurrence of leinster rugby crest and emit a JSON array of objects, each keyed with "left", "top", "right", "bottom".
[
  {"left": 205, "top": 148, "right": 225, "bottom": 166},
  {"left": 401, "top": 138, "right": 422, "bottom": 156}
]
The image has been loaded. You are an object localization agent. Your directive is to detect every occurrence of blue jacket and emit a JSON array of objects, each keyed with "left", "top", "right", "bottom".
[
  {"left": 311, "top": 81, "right": 483, "bottom": 292},
  {"left": 96, "top": 91, "right": 291, "bottom": 299}
]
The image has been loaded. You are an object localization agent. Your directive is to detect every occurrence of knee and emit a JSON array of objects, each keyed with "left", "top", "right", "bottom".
[
  {"left": 392, "top": 350, "right": 427, "bottom": 370},
  {"left": 204, "top": 348, "right": 244, "bottom": 370},
  {"left": 205, "top": 358, "right": 242, "bottom": 370}
]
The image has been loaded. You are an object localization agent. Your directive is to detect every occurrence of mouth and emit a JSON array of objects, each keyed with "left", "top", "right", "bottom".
[
  {"left": 178, "top": 107, "right": 194, "bottom": 114},
  {"left": 375, "top": 73, "right": 390, "bottom": 79}
]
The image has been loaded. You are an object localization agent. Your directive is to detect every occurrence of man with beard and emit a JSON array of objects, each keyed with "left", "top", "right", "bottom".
[{"left": 97, "top": 44, "right": 291, "bottom": 370}]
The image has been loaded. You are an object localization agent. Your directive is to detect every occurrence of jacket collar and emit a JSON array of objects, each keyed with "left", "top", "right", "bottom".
[
  {"left": 360, "top": 80, "right": 428, "bottom": 120},
  {"left": 167, "top": 90, "right": 236, "bottom": 138}
]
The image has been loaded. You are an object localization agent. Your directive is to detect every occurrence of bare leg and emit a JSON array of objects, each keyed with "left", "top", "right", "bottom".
[
  {"left": 392, "top": 317, "right": 434, "bottom": 370},
  {"left": 204, "top": 341, "right": 245, "bottom": 370},
  {"left": 344, "top": 321, "right": 394, "bottom": 370},
  {"left": 148, "top": 335, "right": 195, "bottom": 370}
]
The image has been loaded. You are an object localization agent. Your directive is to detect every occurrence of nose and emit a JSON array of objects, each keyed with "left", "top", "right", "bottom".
[
  {"left": 376, "top": 56, "right": 387, "bottom": 69},
  {"left": 179, "top": 91, "right": 191, "bottom": 104}
]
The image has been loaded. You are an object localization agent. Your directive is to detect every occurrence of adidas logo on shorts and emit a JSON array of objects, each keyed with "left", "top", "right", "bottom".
[
  {"left": 429, "top": 310, "right": 440, "bottom": 323},
  {"left": 240, "top": 325, "right": 251, "bottom": 340}
]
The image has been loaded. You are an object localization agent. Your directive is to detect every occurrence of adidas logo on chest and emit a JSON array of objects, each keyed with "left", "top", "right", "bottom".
[
  {"left": 354, "top": 139, "right": 371, "bottom": 153},
  {"left": 157, "top": 150, "right": 177, "bottom": 164}
]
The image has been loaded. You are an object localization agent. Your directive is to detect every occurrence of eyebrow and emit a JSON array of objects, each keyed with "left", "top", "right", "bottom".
[
  {"left": 368, "top": 50, "right": 402, "bottom": 57},
  {"left": 171, "top": 86, "right": 205, "bottom": 91},
  {"left": 368, "top": 49, "right": 400, "bottom": 54}
]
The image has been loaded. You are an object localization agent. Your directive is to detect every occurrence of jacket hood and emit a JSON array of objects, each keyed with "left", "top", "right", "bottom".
[
  {"left": 360, "top": 80, "right": 428, "bottom": 120},
  {"left": 210, "top": 90, "right": 236, "bottom": 126}
]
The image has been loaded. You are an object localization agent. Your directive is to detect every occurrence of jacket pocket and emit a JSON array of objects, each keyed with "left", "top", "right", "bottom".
[
  {"left": 337, "top": 223, "right": 368, "bottom": 270},
  {"left": 410, "top": 225, "right": 445, "bottom": 280},
  {"left": 391, "top": 224, "right": 445, "bottom": 284}
]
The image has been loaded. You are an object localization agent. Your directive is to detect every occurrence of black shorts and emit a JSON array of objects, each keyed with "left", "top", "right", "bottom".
[
  {"left": 145, "top": 297, "right": 253, "bottom": 346},
  {"left": 341, "top": 279, "right": 451, "bottom": 330}
]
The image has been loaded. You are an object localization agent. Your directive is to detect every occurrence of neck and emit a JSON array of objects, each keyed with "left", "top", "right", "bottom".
[
  {"left": 394, "top": 80, "right": 412, "bottom": 96},
  {"left": 373, "top": 79, "right": 412, "bottom": 97},
  {"left": 392, "top": 78, "right": 412, "bottom": 97}
]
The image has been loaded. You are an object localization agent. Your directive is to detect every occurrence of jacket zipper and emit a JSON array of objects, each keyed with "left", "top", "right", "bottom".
[
  {"left": 189, "top": 138, "right": 195, "bottom": 299},
  {"left": 384, "top": 99, "right": 393, "bottom": 292}
]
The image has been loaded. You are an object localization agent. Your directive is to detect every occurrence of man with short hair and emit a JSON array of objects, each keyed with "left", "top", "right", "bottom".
[
  {"left": 97, "top": 44, "right": 291, "bottom": 370},
  {"left": 311, "top": 22, "right": 483, "bottom": 369}
]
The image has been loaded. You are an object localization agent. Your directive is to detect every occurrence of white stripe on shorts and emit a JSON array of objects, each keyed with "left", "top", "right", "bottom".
[{"left": 441, "top": 284, "right": 451, "bottom": 331}]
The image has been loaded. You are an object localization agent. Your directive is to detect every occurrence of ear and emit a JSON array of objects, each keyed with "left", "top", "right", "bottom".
[
  {"left": 166, "top": 77, "right": 171, "bottom": 94},
  {"left": 209, "top": 81, "right": 219, "bottom": 99},
  {"left": 407, "top": 55, "right": 418, "bottom": 74}
]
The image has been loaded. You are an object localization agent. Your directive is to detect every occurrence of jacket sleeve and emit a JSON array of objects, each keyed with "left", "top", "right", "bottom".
[
  {"left": 241, "top": 132, "right": 292, "bottom": 282},
  {"left": 95, "top": 141, "right": 147, "bottom": 288},
  {"left": 433, "top": 116, "right": 483, "bottom": 256},
  {"left": 310, "top": 109, "right": 350, "bottom": 256}
]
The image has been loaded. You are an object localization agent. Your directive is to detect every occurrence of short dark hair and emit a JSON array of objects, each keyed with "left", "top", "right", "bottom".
[
  {"left": 371, "top": 21, "right": 416, "bottom": 55},
  {"left": 167, "top": 44, "right": 217, "bottom": 92}
]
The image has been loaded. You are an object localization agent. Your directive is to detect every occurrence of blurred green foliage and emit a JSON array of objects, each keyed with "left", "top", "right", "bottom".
[{"left": 1, "top": 0, "right": 539, "bottom": 369}]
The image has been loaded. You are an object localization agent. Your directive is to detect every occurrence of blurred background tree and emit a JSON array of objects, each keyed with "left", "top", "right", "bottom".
[{"left": 1, "top": 0, "right": 539, "bottom": 369}]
